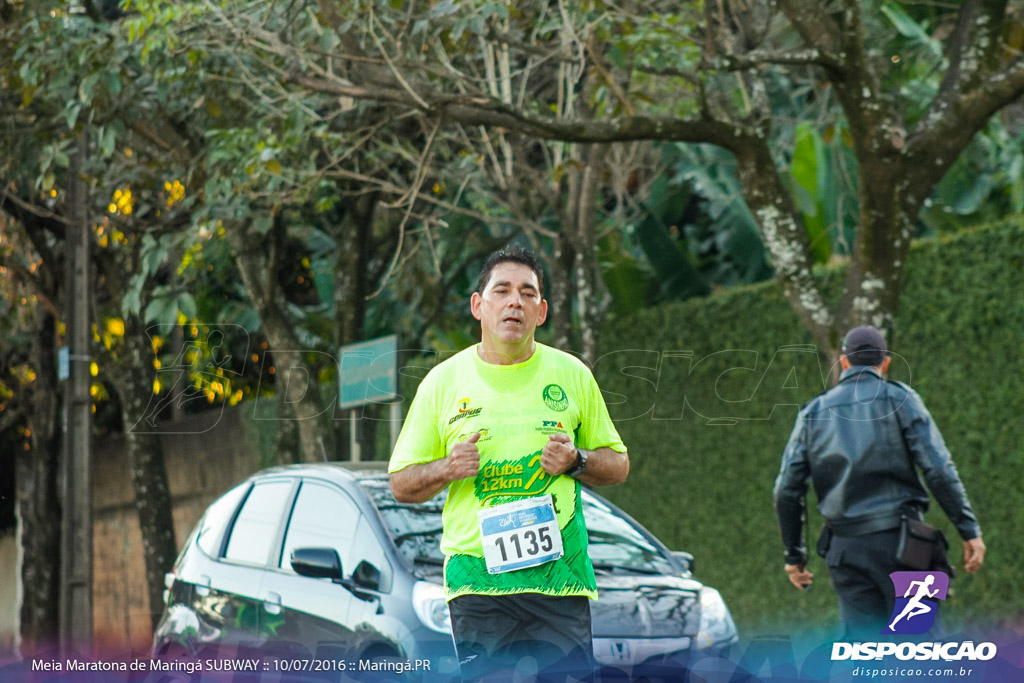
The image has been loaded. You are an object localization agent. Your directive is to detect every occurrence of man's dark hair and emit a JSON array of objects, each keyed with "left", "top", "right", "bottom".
[{"left": 476, "top": 244, "right": 545, "bottom": 296}]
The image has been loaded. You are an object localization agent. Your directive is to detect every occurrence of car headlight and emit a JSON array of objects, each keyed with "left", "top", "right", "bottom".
[
  {"left": 412, "top": 581, "right": 452, "bottom": 635},
  {"left": 696, "top": 587, "right": 738, "bottom": 650}
]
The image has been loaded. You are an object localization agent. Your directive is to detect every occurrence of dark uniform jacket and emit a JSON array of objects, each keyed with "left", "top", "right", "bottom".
[{"left": 773, "top": 365, "right": 981, "bottom": 565}]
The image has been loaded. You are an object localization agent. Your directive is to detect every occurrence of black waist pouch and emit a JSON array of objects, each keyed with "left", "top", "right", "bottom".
[{"left": 895, "top": 517, "right": 947, "bottom": 571}]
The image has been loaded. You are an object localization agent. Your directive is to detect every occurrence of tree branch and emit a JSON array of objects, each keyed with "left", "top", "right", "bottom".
[
  {"left": 936, "top": 0, "right": 984, "bottom": 100},
  {"left": 286, "top": 71, "right": 749, "bottom": 145},
  {"left": 322, "top": 166, "right": 552, "bottom": 238},
  {"left": 712, "top": 48, "right": 839, "bottom": 72},
  {"left": 634, "top": 64, "right": 703, "bottom": 88},
  {"left": 0, "top": 189, "right": 68, "bottom": 228},
  {"left": 366, "top": 119, "right": 441, "bottom": 300},
  {"left": 0, "top": 197, "right": 63, "bottom": 283},
  {"left": 929, "top": 1, "right": 1010, "bottom": 120},
  {"left": 485, "top": 27, "right": 575, "bottom": 63},
  {"left": 585, "top": 36, "right": 634, "bottom": 116},
  {"left": 0, "top": 255, "right": 60, "bottom": 320},
  {"left": 904, "top": 58, "right": 1024, "bottom": 209},
  {"left": 775, "top": 0, "right": 844, "bottom": 65},
  {"left": 0, "top": 406, "right": 26, "bottom": 435}
]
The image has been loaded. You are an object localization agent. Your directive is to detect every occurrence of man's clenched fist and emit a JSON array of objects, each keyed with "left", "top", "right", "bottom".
[
  {"left": 446, "top": 431, "right": 481, "bottom": 482},
  {"left": 541, "top": 432, "right": 577, "bottom": 475}
]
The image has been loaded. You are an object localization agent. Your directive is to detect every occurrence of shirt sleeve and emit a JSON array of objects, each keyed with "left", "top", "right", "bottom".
[
  {"left": 575, "top": 366, "right": 627, "bottom": 454},
  {"left": 388, "top": 372, "right": 445, "bottom": 473},
  {"left": 895, "top": 385, "right": 981, "bottom": 540},
  {"left": 774, "top": 409, "right": 811, "bottom": 565}
]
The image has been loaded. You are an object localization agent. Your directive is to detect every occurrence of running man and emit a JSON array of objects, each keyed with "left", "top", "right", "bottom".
[{"left": 389, "top": 245, "right": 629, "bottom": 681}]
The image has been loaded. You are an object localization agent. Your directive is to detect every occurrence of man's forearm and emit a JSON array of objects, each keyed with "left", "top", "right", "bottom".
[
  {"left": 390, "top": 459, "right": 451, "bottom": 503},
  {"left": 774, "top": 494, "right": 807, "bottom": 565},
  {"left": 576, "top": 448, "right": 629, "bottom": 486}
]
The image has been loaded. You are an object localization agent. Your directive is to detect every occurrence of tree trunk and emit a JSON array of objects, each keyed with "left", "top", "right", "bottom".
[
  {"left": 224, "top": 218, "right": 335, "bottom": 464},
  {"left": 332, "top": 188, "right": 375, "bottom": 350},
  {"left": 837, "top": 159, "right": 908, "bottom": 339},
  {"left": 275, "top": 360, "right": 331, "bottom": 462},
  {"left": 328, "top": 187, "right": 375, "bottom": 461},
  {"left": 731, "top": 136, "right": 837, "bottom": 354},
  {"left": 17, "top": 310, "right": 62, "bottom": 655},
  {"left": 114, "top": 321, "right": 178, "bottom": 632},
  {"left": 568, "top": 144, "right": 609, "bottom": 364},
  {"left": 274, "top": 398, "right": 300, "bottom": 465},
  {"left": 548, "top": 230, "right": 575, "bottom": 352},
  {"left": 91, "top": 230, "right": 182, "bottom": 633}
]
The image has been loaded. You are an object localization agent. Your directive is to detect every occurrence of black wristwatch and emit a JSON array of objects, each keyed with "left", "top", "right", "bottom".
[{"left": 566, "top": 447, "right": 588, "bottom": 478}]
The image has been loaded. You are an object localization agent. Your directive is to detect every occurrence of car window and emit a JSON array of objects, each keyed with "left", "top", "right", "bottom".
[
  {"left": 279, "top": 481, "right": 360, "bottom": 574},
  {"left": 582, "top": 494, "right": 675, "bottom": 574},
  {"left": 196, "top": 482, "right": 250, "bottom": 558},
  {"left": 223, "top": 480, "right": 293, "bottom": 565}
]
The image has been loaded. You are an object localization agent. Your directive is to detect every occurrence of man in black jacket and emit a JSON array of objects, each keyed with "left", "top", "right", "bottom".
[{"left": 773, "top": 326, "right": 986, "bottom": 638}]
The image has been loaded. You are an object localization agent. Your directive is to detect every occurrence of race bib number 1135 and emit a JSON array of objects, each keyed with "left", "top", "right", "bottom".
[{"left": 478, "top": 494, "right": 564, "bottom": 574}]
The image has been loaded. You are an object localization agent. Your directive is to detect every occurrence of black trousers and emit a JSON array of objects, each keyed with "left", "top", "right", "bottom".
[
  {"left": 825, "top": 528, "right": 949, "bottom": 640},
  {"left": 448, "top": 593, "right": 595, "bottom": 682}
]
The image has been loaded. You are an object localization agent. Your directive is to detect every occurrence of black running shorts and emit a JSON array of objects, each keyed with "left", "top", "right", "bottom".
[{"left": 448, "top": 592, "right": 594, "bottom": 681}]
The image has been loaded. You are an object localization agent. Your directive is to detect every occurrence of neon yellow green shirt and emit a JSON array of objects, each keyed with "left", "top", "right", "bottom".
[{"left": 388, "top": 343, "right": 627, "bottom": 600}]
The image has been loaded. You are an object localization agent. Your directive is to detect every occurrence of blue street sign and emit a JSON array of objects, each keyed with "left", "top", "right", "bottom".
[{"left": 338, "top": 335, "right": 399, "bottom": 409}]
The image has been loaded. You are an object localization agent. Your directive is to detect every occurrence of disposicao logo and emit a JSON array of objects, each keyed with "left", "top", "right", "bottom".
[
  {"left": 831, "top": 571, "right": 997, "bottom": 663},
  {"left": 885, "top": 571, "right": 948, "bottom": 635}
]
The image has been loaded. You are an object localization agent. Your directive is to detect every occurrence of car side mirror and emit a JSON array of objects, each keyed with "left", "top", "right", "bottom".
[
  {"left": 352, "top": 560, "right": 381, "bottom": 591},
  {"left": 291, "top": 547, "right": 344, "bottom": 580},
  {"left": 672, "top": 551, "right": 694, "bottom": 575}
]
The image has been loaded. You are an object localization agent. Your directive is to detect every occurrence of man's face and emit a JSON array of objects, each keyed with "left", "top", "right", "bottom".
[{"left": 471, "top": 261, "right": 548, "bottom": 347}]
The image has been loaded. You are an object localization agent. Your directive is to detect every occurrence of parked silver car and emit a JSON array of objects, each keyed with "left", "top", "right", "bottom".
[{"left": 153, "top": 462, "right": 737, "bottom": 680}]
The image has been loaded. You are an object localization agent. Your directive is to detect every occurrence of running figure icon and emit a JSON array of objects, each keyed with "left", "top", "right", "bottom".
[{"left": 888, "top": 574, "right": 939, "bottom": 631}]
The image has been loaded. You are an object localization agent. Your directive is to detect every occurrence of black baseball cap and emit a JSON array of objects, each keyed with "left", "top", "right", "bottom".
[{"left": 842, "top": 325, "right": 888, "bottom": 367}]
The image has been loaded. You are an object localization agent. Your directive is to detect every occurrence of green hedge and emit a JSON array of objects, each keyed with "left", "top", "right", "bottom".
[
  {"left": 594, "top": 220, "right": 1024, "bottom": 636},
  {"left": 380, "top": 220, "right": 1022, "bottom": 637}
]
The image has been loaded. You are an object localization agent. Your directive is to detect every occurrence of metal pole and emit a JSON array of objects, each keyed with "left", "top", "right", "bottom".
[
  {"left": 350, "top": 410, "right": 361, "bottom": 462},
  {"left": 60, "top": 131, "right": 93, "bottom": 657},
  {"left": 389, "top": 401, "right": 401, "bottom": 455}
]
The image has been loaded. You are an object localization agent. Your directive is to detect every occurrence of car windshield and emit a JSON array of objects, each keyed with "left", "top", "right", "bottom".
[
  {"left": 359, "top": 477, "right": 447, "bottom": 566},
  {"left": 358, "top": 476, "right": 675, "bottom": 575},
  {"left": 582, "top": 495, "right": 675, "bottom": 574}
]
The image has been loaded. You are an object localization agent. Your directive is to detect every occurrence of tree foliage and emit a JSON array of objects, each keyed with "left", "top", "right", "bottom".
[{"left": 166, "top": 0, "right": 1024, "bottom": 355}]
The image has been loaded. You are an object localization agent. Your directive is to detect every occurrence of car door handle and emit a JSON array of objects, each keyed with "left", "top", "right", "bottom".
[
  {"left": 263, "top": 592, "right": 282, "bottom": 616},
  {"left": 195, "top": 575, "right": 211, "bottom": 597}
]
